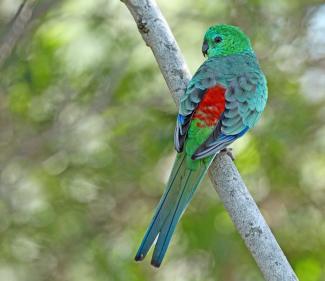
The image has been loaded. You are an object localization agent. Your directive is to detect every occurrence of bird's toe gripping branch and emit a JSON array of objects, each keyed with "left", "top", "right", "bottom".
[{"left": 220, "top": 147, "right": 235, "bottom": 161}]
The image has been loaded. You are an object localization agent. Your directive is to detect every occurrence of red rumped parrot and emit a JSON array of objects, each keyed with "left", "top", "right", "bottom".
[{"left": 135, "top": 24, "right": 268, "bottom": 267}]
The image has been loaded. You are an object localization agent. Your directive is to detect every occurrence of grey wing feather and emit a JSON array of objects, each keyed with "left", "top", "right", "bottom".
[
  {"left": 176, "top": 53, "right": 268, "bottom": 156},
  {"left": 221, "top": 70, "right": 267, "bottom": 135},
  {"left": 175, "top": 60, "right": 225, "bottom": 152},
  {"left": 192, "top": 54, "right": 268, "bottom": 159}
]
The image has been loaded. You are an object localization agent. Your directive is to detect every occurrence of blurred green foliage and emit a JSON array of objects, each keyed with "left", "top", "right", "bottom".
[{"left": 0, "top": 0, "right": 324, "bottom": 280}]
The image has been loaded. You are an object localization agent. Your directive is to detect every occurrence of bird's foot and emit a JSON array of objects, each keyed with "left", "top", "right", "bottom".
[{"left": 221, "top": 147, "right": 235, "bottom": 161}]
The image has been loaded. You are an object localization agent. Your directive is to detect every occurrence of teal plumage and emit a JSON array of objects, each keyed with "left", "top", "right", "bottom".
[
  {"left": 135, "top": 24, "right": 267, "bottom": 267},
  {"left": 135, "top": 153, "right": 213, "bottom": 267}
]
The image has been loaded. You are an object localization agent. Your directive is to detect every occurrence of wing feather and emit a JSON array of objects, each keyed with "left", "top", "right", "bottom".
[{"left": 175, "top": 53, "right": 267, "bottom": 157}]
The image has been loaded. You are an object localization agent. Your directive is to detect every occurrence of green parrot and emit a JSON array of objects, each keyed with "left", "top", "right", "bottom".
[{"left": 135, "top": 24, "right": 268, "bottom": 267}]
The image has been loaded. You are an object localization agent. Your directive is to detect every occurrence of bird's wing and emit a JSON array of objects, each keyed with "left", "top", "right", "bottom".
[
  {"left": 192, "top": 69, "right": 267, "bottom": 159},
  {"left": 175, "top": 54, "right": 267, "bottom": 159},
  {"left": 174, "top": 58, "right": 228, "bottom": 152}
]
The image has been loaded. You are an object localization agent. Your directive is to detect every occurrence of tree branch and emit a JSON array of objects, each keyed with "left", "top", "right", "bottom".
[
  {"left": 0, "top": 0, "right": 36, "bottom": 68},
  {"left": 122, "top": 0, "right": 298, "bottom": 280},
  {"left": 0, "top": 0, "right": 63, "bottom": 69}
]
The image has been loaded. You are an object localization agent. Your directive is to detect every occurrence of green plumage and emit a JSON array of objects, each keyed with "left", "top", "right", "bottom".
[{"left": 186, "top": 120, "right": 214, "bottom": 169}]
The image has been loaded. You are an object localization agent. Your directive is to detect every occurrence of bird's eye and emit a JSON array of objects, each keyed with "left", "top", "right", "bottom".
[{"left": 214, "top": 36, "right": 222, "bottom": 43}]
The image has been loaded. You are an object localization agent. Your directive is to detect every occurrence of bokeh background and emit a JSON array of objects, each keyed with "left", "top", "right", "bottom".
[{"left": 0, "top": 0, "right": 324, "bottom": 280}]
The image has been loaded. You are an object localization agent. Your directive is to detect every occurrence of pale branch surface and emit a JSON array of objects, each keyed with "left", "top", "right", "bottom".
[
  {"left": 209, "top": 155, "right": 298, "bottom": 281},
  {"left": 122, "top": 0, "right": 298, "bottom": 280},
  {"left": 121, "top": 0, "right": 190, "bottom": 104}
]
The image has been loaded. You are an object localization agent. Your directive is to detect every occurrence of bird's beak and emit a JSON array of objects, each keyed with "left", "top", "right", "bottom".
[{"left": 202, "top": 40, "right": 209, "bottom": 57}]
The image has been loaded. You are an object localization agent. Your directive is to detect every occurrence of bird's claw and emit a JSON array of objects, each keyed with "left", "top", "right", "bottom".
[{"left": 221, "top": 147, "right": 235, "bottom": 161}]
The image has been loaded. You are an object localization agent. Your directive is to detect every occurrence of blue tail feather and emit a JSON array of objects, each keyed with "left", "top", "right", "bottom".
[
  {"left": 151, "top": 170, "right": 192, "bottom": 267},
  {"left": 135, "top": 153, "right": 211, "bottom": 267},
  {"left": 134, "top": 154, "right": 185, "bottom": 261}
]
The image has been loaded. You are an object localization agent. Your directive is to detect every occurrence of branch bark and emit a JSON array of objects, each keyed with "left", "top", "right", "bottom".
[
  {"left": 122, "top": 1, "right": 298, "bottom": 280},
  {"left": 0, "top": 0, "right": 63, "bottom": 69},
  {"left": 0, "top": 0, "right": 36, "bottom": 68}
]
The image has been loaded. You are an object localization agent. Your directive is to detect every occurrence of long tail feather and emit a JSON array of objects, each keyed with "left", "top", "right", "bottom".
[
  {"left": 134, "top": 154, "right": 186, "bottom": 261},
  {"left": 135, "top": 153, "right": 212, "bottom": 267},
  {"left": 151, "top": 169, "right": 192, "bottom": 267}
]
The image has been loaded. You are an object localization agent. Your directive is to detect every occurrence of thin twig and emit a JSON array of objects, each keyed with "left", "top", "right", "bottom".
[
  {"left": 122, "top": 0, "right": 298, "bottom": 280},
  {"left": 6, "top": 0, "right": 28, "bottom": 27},
  {"left": 0, "top": 0, "right": 37, "bottom": 68},
  {"left": 0, "top": 0, "right": 63, "bottom": 69}
]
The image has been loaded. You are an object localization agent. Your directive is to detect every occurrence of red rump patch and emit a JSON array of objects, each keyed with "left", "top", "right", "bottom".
[{"left": 193, "top": 85, "right": 226, "bottom": 127}]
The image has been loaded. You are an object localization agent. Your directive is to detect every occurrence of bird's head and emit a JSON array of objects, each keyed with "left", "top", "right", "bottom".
[{"left": 202, "top": 24, "right": 253, "bottom": 58}]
